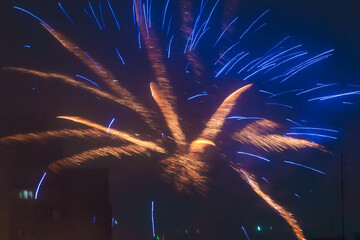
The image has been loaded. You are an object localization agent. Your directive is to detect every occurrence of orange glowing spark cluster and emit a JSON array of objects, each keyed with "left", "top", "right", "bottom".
[{"left": 232, "top": 119, "right": 327, "bottom": 153}]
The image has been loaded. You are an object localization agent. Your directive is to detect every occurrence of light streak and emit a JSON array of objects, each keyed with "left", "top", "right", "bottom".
[
  {"left": 216, "top": 52, "right": 244, "bottom": 78},
  {"left": 237, "top": 151, "right": 270, "bottom": 162},
  {"left": 58, "top": 2, "right": 76, "bottom": 26},
  {"left": 232, "top": 166, "right": 305, "bottom": 240},
  {"left": 115, "top": 48, "right": 125, "bottom": 65},
  {"left": 203, "top": 0, "right": 220, "bottom": 30},
  {"left": 107, "top": 0, "right": 120, "bottom": 31},
  {"left": 84, "top": 52, "right": 103, "bottom": 72},
  {"left": 226, "top": 116, "right": 264, "bottom": 121},
  {"left": 262, "top": 177, "right": 269, "bottom": 184},
  {"left": 167, "top": 35, "right": 174, "bottom": 58},
  {"left": 290, "top": 127, "right": 338, "bottom": 133},
  {"left": 268, "top": 89, "right": 304, "bottom": 98},
  {"left": 83, "top": 8, "right": 90, "bottom": 18},
  {"left": 107, "top": 118, "right": 115, "bottom": 134},
  {"left": 13, "top": 6, "right": 53, "bottom": 30},
  {"left": 225, "top": 52, "right": 249, "bottom": 75},
  {"left": 99, "top": 0, "right": 105, "bottom": 28},
  {"left": 214, "top": 41, "right": 240, "bottom": 65},
  {"left": 284, "top": 160, "right": 326, "bottom": 175},
  {"left": 343, "top": 102, "right": 355, "bottom": 105},
  {"left": 250, "top": 22, "right": 267, "bottom": 35},
  {"left": 35, "top": 172, "right": 47, "bottom": 200},
  {"left": 266, "top": 103, "right": 293, "bottom": 108},
  {"left": 286, "top": 132, "right": 337, "bottom": 140},
  {"left": 75, "top": 74, "right": 100, "bottom": 87},
  {"left": 151, "top": 201, "right": 155, "bottom": 237},
  {"left": 187, "top": 91, "right": 208, "bottom": 100},
  {"left": 88, "top": 1, "right": 102, "bottom": 30},
  {"left": 213, "top": 17, "right": 238, "bottom": 47},
  {"left": 167, "top": 14, "right": 173, "bottom": 35},
  {"left": 308, "top": 91, "right": 360, "bottom": 101},
  {"left": 286, "top": 118, "right": 302, "bottom": 127},
  {"left": 241, "top": 226, "right": 250, "bottom": 239},
  {"left": 240, "top": 9, "right": 270, "bottom": 39},
  {"left": 265, "top": 52, "right": 308, "bottom": 73},
  {"left": 294, "top": 194, "right": 300, "bottom": 199},
  {"left": 24, "top": 45, "right": 31, "bottom": 48},
  {"left": 161, "top": 0, "right": 170, "bottom": 30},
  {"left": 296, "top": 83, "right": 337, "bottom": 95}
]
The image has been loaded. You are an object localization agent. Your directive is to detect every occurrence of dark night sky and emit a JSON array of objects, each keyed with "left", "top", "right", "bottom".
[{"left": 0, "top": 0, "right": 359, "bottom": 239}]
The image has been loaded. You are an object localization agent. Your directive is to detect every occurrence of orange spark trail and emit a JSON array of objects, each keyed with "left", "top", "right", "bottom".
[
  {"left": 231, "top": 165, "right": 306, "bottom": 240},
  {"left": 48, "top": 145, "right": 150, "bottom": 172},
  {"left": 232, "top": 119, "right": 327, "bottom": 153},
  {"left": 5, "top": 67, "right": 156, "bottom": 126},
  {"left": 150, "top": 82, "right": 186, "bottom": 145},
  {"left": 0, "top": 129, "right": 108, "bottom": 144},
  {"left": 191, "top": 84, "right": 252, "bottom": 152},
  {"left": 57, "top": 116, "right": 165, "bottom": 153},
  {"left": 40, "top": 24, "right": 156, "bottom": 129}
]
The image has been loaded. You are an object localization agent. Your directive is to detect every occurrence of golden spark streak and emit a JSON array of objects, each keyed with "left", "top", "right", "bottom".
[
  {"left": 5, "top": 67, "right": 155, "bottom": 125},
  {"left": 233, "top": 119, "right": 327, "bottom": 153},
  {"left": 150, "top": 82, "right": 186, "bottom": 145},
  {"left": 57, "top": 116, "right": 165, "bottom": 154},
  {"left": 0, "top": 129, "right": 109, "bottom": 144},
  {"left": 189, "top": 84, "right": 252, "bottom": 152},
  {"left": 48, "top": 145, "right": 149, "bottom": 172},
  {"left": 232, "top": 165, "right": 306, "bottom": 240},
  {"left": 40, "top": 24, "right": 156, "bottom": 128}
]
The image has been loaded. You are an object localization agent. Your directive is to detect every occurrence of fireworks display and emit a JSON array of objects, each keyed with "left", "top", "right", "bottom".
[{"left": 1, "top": 0, "right": 359, "bottom": 239}]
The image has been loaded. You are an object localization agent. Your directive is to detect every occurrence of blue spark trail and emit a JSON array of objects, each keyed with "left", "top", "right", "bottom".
[
  {"left": 286, "top": 133, "right": 337, "bottom": 140},
  {"left": 167, "top": 35, "right": 174, "bottom": 58},
  {"left": 294, "top": 194, "right": 301, "bottom": 198},
  {"left": 268, "top": 89, "right": 304, "bottom": 98},
  {"left": 240, "top": 9, "right": 270, "bottom": 39},
  {"left": 262, "top": 177, "right": 269, "bottom": 184},
  {"left": 291, "top": 127, "right": 338, "bottom": 133},
  {"left": 243, "top": 64, "right": 275, "bottom": 80},
  {"left": 237, "top": 151, "right": 270, "bottom": 162},
  {"left": 296, "top": 83, "right": 337, "bottom": 95},
  {"left": 191, "top": 27, "right": 210, "bottom": 50},
  {"left": 203, "top": 0, "right": 220, "bottom": 30},
  {"left": 161, "top": 0, "right": 170, "bottom": 30},
  {"left": 308, "top": 91, "right": 360, "bottom": 101},
  {"left": 343, "top": 102, "right": 355, "bottom": 105},
  {"left": 266, "top": 103, "right": 293, "bottom": 108},
  {"left": 35, "top": 172, "right": 47, "bottom": 200},
  {"left": 99, "top": 0, "right": 105, "bottom": 28},
  {"left": 138, "top": 31, "right": 142, "bottom": 49},
  {"left": 225, "top": 52, "right": 249, "bottom": 75},
  {"left": 225, "top": 116, "right": 264, "bottom": 120},
  {"left": 84, "top": 52, "right": 102, "bottom": 71},
  {"left": 13, "top": 6, "right": 53, "bottom": 31},
  {"left": 132, "top": 0, "right": 136, "bottom": 25},
  {"left": 216, "top": 52, "right": 244, "bottom": 78},
  {"left": 167, "top": 14, "right": 173, "bottom": 35},
  {"left": 151, "top": 201, "right": 155, "bottom": 237},
  {"left": 257, "top": 44, "right": 303, "bottom": 69},
  {"left": 214, "top": 41, "right": 240, "bottom": 65},
  {"left": 107, "top": 118, "right": 115, "bottom": 134},
  {"left": 237, "top": 57, "right": 261, "bottom": 74},
  {"left": 58, "top": 2, "right": 76, "bottom": 26},
  {"left": 241, "top": 226, "right": 250, "bottom": 239},
  {"left": 84, "top": 8, "right": 91, "bottom": 18},
  {"left": 265, "top": 52, "right": 308, "bottom": 73},
  {"left": 75, "top": 74, "right": 100, "bottom": 87},
  {"left": 284, "top": 160, "right": 326, "bottom": 175},
  {"left": 187, "top": 91, "right": 208, "bottom": 100},
  {"left": 115, "top": 48, "right": 125, "bottom": 65},
  {"left": 142, "top": 3, "right": 150, "bottom": 38},
  {"left": 259, "top": 90, "right": 274, "bottom": 96},
  {"left": 107, "top": 0, "right": 120, "bottom": 31},
  {"left": 88, "top": 2, "right": 102, "bottom": 30},
  {"left": 24, "top": 45, "right": 31, "bottom": 48},
  {"left": 213, "top": 17, "right": 238, "bottom": 47},
  {"left": 347, "top": 84, "right": 360, "bottom": 88},
  {"left": 250, "top": 22, "right": 267, "bottom": 35},
  {"left": 286, "top": 118, "right": 302, "bottom": 126}
]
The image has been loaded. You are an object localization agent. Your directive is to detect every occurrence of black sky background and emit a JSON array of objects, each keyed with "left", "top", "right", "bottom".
[{"left": 0, "top": 0, "right": 359, "bottom": 239}]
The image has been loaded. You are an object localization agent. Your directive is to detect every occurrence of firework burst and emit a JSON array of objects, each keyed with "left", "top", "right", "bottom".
[{"left": 3, "top": 1, "right": 355, "bottom": 239}]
